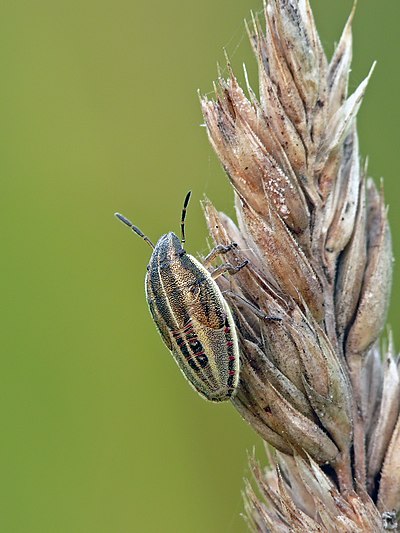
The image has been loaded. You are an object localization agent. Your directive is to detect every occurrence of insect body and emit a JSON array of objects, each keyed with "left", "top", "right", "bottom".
[{"left": 115, "top": 192, "right": 243, "bottom": 402}]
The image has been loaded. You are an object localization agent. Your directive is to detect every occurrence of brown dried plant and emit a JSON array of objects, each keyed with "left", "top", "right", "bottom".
[{"left": 200, "top": 1, "right": 399, "bottom": 531}]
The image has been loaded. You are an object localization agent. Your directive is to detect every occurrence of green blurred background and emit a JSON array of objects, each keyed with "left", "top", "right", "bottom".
[{"left": 1, "top": 1, "right": 399, "bottom": 532}]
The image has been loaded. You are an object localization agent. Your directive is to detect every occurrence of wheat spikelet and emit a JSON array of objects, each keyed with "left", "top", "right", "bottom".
[{"left": 200, "top": 1, "right": 399, "bottom": 530}]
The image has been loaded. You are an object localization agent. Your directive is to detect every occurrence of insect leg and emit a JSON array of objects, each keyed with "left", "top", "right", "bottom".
[
  {"left": 223, "top": 290, "right": 282, "bottom": 322},
  {"left": 211, "top": 260, "right": 249, "bottom": 280},
  {"left": 203, "top": 243, "right": 238, "bottom": 267}
]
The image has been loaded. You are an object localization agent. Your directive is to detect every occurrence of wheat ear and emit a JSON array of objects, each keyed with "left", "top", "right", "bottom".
[{"left": 200, "top": 1, "right": 398, "bottom": 531}]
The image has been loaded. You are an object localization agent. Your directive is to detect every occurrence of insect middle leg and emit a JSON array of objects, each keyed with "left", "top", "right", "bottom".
[
  {"left": 223, "top": 290, "right": 282, "bottom": 322},
  {"left": 203, "top": 243, "right": 238, "bottom": 267},
  {"left": 211, "top": 260, "right": 249, "bottom": 280}
]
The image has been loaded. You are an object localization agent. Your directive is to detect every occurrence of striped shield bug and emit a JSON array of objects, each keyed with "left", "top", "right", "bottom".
[{"left": 115, "top": 191, "right": 248, "bottom": 402}]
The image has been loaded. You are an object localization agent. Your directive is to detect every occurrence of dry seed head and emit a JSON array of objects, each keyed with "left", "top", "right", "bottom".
[{"left": 201, "top": 0, "right": 398, "bottom": 529}]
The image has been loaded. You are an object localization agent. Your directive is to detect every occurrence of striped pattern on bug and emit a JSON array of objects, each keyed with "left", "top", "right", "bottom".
[{"left": 115, "top": 192, "right": 246, "bottom": 402}]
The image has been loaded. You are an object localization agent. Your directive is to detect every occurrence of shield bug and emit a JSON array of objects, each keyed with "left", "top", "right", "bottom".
[{"left": 115, "top": 192, "right": 247, "bottom": 401}]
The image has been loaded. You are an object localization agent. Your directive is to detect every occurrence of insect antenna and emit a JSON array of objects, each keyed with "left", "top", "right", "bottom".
[
  {"left": 181, "top": 191, "right": 192, "bottom": 244},
  {"left": 114, "top": 212, "right": 155, "bottom": 249}
]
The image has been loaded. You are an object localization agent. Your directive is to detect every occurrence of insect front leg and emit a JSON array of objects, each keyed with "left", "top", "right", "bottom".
[
  {"left": 211, "top": 260, "right": 249, "bottom": 280},
  {"left": 203, "top": 243, "right": 238, "bottom": 267}
]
